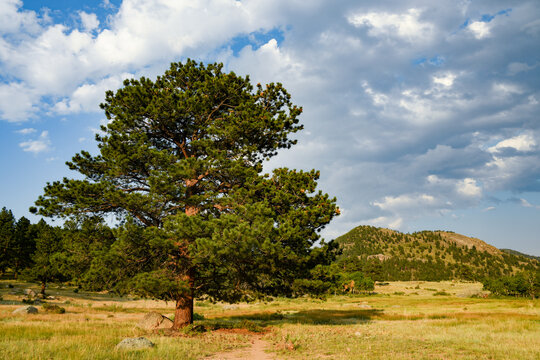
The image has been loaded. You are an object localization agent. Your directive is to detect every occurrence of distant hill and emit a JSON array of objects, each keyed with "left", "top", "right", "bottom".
[
  {"left": 334, "top": 225, "right": 539, "bottom": 281},
  {"left": 500, "top": 248, "right": 540, "bottom": 261}
]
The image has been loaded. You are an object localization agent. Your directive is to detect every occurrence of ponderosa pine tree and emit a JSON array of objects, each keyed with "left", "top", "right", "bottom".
[
  {"left": 11, "top": 216, "right": 36, "bottom": 278},
  {"left": 27, "top": 220, "right": 64, "bottom": 295},
  {"left": 32, "top": 60, "right": 339, "bottom": 329},
  {"left": 0, "top": 207, "right": 16, "bottom": 275},
  {"left": 55, "top": 218, "right": 115, "bottom": 284}
]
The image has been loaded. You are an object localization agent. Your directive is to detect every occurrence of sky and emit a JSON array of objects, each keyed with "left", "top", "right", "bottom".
[{"left": 1, "top": 0, "right": 539, "bottom": 255}]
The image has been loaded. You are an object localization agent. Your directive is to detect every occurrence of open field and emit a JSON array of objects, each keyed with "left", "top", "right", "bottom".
[{"left": 1, "top": 281, "right": 539, "bottom": 359}]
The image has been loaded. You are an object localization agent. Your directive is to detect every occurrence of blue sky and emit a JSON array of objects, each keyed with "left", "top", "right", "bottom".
[{"left": 1, "top": 0, "right": 539, "bottom": 255}]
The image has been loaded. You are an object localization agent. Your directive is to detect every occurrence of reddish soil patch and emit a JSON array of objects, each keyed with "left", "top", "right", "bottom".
[{"left": 207, "top": 336, "right": 274, "bottom": 360}]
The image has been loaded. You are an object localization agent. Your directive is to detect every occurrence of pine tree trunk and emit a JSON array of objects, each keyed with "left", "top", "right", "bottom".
[
  {"left": 40, "top": 282, "right": 46, "bottom": 296},
  {"left": 171, "top": 188, "right": 199, "bottom": 330},
  {"left": 172, "top": 273, "right": 194, "bottom": 329},
  {"left": 172, "top": 292, "right": 193, "bottom": 329}
]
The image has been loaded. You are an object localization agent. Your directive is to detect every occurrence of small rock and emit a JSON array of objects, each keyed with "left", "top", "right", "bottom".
[
  {"left": 46, "top": 296, "right": 56, "bottom": 300},
  {"left": 136, "top": 312, "right": 173, "bottom": 330},
  {"left": 12, "top": 306, "right": 38, "bottom": 315},
  {"left": 223, "top": 304, "right": 238, "bottom": 310},
  {"left": 115, "top": 337, "right": 154, "bottom": 350},
  {"left": 23, "top": 289, "right": 36, "bottom": 297},
  {"left": 357, "top": 304, "right": 372, "bottom": 309}
]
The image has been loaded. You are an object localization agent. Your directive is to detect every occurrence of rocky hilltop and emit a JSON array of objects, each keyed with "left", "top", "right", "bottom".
[{"left": 334, "top": 226, "right": 538, "bottom": 281}]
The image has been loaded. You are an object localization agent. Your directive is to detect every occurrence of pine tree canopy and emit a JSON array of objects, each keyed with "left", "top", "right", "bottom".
[{"left": 32, "top": 60, "right": 339, "bottom": 328}]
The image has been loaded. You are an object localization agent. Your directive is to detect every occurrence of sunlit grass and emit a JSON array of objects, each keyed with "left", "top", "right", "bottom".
[{"left": 1, "top": 281, "right": 539, "bottom": 359}]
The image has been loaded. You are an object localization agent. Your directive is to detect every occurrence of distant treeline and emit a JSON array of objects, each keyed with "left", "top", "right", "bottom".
[
  {"left": 0, "top": 207, "right": 115, "bottom": 294},
  {"left": 0, "top": 207, "right": 373, "bottom": 297},
  {"left": 2, "top": 208, "right": 538, "bottom": 298}
]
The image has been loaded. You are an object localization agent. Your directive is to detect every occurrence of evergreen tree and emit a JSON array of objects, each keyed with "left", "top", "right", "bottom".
[
  {"left": 26, "top": 220, "right": 64, "bottom": 295},
  {"left": 0, "top": 207, "right": 16, "bottom": 274},
  {"left": 32, "top": 60, "right": 338, "bottom": 329},
  {"left": 11, "top": 216, "right": 36, "bottom": 277},
  {"left": 363, "top": 259, "right": 383, "bottom": 281},
  {"left": 56, "top": 218, "right": 115, "bottom": 283},
  {"left": 344, "top": 271, "right": 374, "bottom": 293}
]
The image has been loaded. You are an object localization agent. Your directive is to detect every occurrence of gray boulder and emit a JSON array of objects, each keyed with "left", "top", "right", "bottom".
[
  {"left": 136, "top": 312, "right": 173, "bottom": 330},
  {"left": 12, "top": 306, "right": 38, "bottom": 315},
  {"left": 24, "top": 289, "right": 37, "bottom": 297},
  {"left": 115, "top": 337, "right": 154, "bottom": 350}
]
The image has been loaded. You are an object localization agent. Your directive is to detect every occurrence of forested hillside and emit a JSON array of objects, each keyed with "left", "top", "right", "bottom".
[
  {"left": 335, "top": 226, "right": 539, "bottom": 281},
  {"left": 501, "top": 248, "right": 540, "bottom": 261}
]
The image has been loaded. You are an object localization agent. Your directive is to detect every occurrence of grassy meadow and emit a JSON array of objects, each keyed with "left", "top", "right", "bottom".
[{"left": 1, "top": 281, "right": 538, "bottom": 359}]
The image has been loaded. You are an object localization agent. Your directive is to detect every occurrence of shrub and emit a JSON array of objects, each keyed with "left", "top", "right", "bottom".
[
  {"left": 237, "top": 320, "right": 263, "bottom": 333},
  {"left": 483, "top": 272, "right": 539, "bottom": 298},
  {"left": 433, "top": 291, "right": 451, "bottom": 296},
  {"left": 342, "top": 272, "right": 375, "bottom": 293},
  {"left": 193, "top": 312, "right": 205, "bottom": 321},
  {"left": 181, "top": 324, "right": 206, "bottom": 335},
  {"left": 42, "top": 303, "right": 66, "bottom": 314},
  {"left": 292, "top": 279, "right": 332, "bottom": 298}
]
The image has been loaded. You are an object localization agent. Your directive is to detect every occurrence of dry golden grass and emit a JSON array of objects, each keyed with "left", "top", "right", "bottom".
[{"left": 1, "top": 281, "right": 538, "bottom": 359}]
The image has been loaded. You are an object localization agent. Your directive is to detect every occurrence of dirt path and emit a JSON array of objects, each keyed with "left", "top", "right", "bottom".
[{"left": 207, "top": 336, "right": 275, "bottom": 360}]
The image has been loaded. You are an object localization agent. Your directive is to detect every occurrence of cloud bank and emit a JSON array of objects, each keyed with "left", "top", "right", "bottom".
[{"left": 1, "top": 0, "right": 540, "bottom": 240}]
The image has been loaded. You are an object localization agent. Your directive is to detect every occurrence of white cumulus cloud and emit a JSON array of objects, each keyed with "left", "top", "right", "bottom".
[
  {"left": 54, "top": 73, "right": 134, "bottom": 114},
  {"left": 16, "top": 128, "right": 36, "bottom": 134},
  {"left": 372, "top": 193, "right": 437, "bottom": 211},
  {"left": 433, "top": 73, "right": 457, "bottom": 87},
  {"left": 456, "top": 178, "right": 482, "bottom": 197},
  {"left": 79, "top": 11, "right": 100, "bottom": 32},
  {"left": 468, "top": 21, "right": 491, "bottom": 39},
  {"left": 19, "top": 130, "right": 51, "bottom": 154},
  {"left": 488, "top": 133, "right": 536, "bottom": 153},
  {"left": 365, "top": 216, "right": 404, "bottom": 230},
  {"left": 0, "top": 83, "right": 40, "bottom": 122},
  {"left": 520, "top": 198, "right": 540, "bottom": 209},
  {"left": 348, "top": 8, "right": 434, "bottom": 42}
]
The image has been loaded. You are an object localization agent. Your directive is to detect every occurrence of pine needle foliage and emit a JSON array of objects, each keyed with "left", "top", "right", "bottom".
[{"left": 32, "top": 60, "right": 339, "bottom": 327}]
